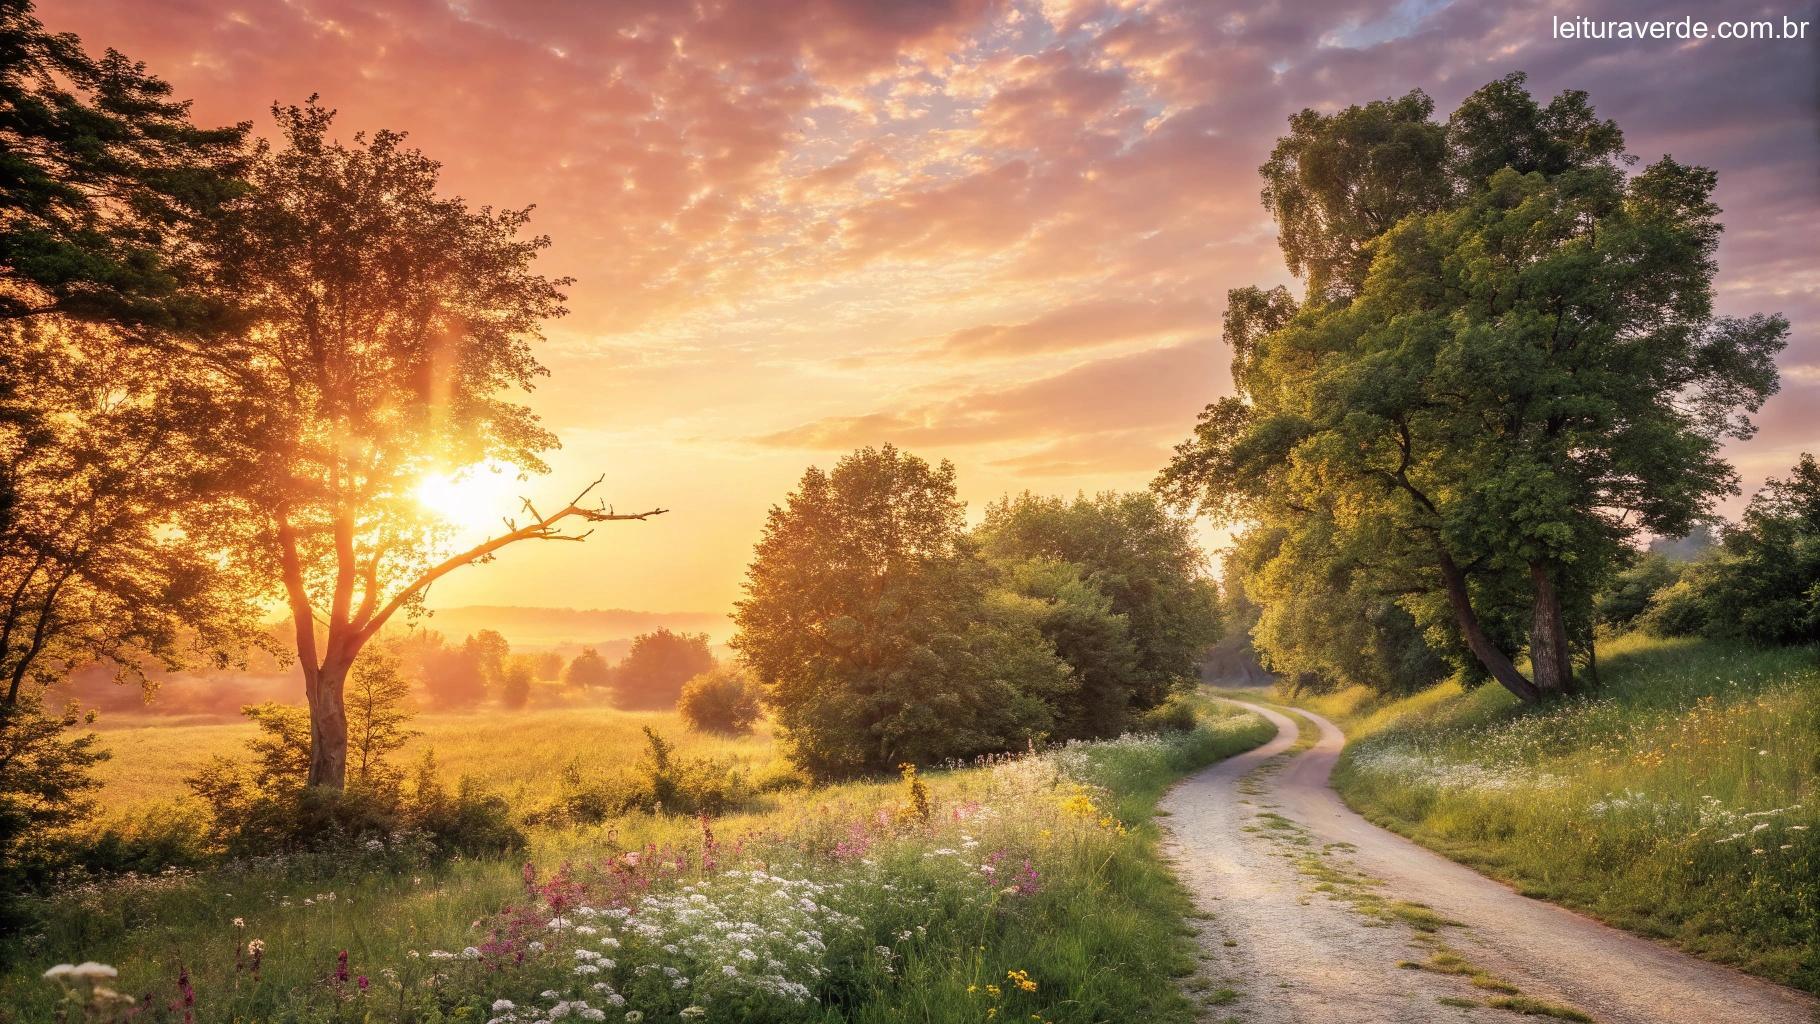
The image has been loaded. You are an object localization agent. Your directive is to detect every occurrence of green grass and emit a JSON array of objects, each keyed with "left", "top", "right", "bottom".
[
  {"left": 5, "top": 700, "right": 1276, "bottom": 1023},
  {"left": 1294, "top": 633, "right": 1820, "bottom": 992}
]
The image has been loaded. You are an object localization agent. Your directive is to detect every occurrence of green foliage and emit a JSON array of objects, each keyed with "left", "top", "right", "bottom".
[
  {"left": 1160, "top": 73, "right": 1788, "bottom": 702},
  {"left": 989, "top": 557, "right": 1142, "bottom": 739},
  {"left": 611, "top": 628, "right": 715, "bottom": 710},
  {"left": 0, "top": 694, "right": 107, "bottom": 937},
  {"left": 1596, "top": 553, "right": 1683, "bottom": 628},
  {"left": 1130, "top": 695, "right": 1197, "bottom": 734},
  {"left": 1689, "top": 455, "right": 1820, "bottom": 645},
  {"left": 1259, "top": 89, "right": 1450, "bottom": 301},
  {"left": 976, "top": 491, "right": 1220, "bottom": 717},
  {"left": 733, "top": 446, "right": 1073, "bottom": 777},
  {"left": 0, "top": 0, "right": 249, "bottom": 328},
  {"left": 677, "top": 664, "right": 762, "bottom": 734}
]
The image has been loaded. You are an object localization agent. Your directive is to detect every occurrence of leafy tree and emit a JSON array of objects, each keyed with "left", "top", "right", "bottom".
[
  {"left": 987, "top": 558, "right": 1139, "bottom": 739},
  {"left": 202, "top": 100, "right": 663, "bottom": 788},
  {"left": 677, "top": 664, "right": 762, "bottom": 734},
  {"left": 500, "top": 657, "right": 533, "bottom": 710},
  {"left": 344, "top": 650, "right": 419, "bottom": 792},
  {"left": 611, "top": 629, "right": 714, "bottom": 710},
  {"left": 0, "top": 0, "right": 248, "bottom": 330},
  {"left": 1259, "top": 90, "right": 1449, "bottom": 302},
  {"left": 1160, "top": 73, "right": 1786, "bottom": 702},
  {"left": 975, "top": 491, "right": 1220, "bottom": 712},
  {"left": 1643, "top": 455, "right": 1820, "bottom": 645},
  {"left": 562, "top": 646, "right": 612, "bottom": 690},
  {"left": 420, "top": 638, "right": 487, "bottom": 709},
  {"left": 464, "top": 630, "right": 511, "bottom": 694},
  {"left": 733, "top": 446, "right": 1067, "bottom": 776}
]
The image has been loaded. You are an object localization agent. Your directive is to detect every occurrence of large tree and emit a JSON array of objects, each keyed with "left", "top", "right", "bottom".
[
  {"left": 1, "top": 0, "right": 247, "bottom": 330},
  {"left": 208, "top": 101, "right": 663, "bottom": 789},
  {"left": 732, "top": 446, "right": 1068, "bottom": 776},
  {"left": 1, "top": 1, "right": 258, "bottom": 901},
  {"left": 1160, "top": 74, "right": 1785, "bottom": 702}
]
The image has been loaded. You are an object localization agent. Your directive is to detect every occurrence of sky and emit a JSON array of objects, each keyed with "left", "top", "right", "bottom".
[{"left": 50, "top": 0, "right": 1820, "bottom": 616}]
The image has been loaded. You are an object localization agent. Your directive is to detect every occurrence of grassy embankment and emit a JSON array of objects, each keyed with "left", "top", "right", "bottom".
[
  {"left": 1292, "top": 633, "right": 1818, "bottom": 992},
  {"left": 5, "top": 697, "right": 1274, "bottom": 1023}
]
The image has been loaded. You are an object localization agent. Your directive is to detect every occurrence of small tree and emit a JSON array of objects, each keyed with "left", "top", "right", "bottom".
[
  {"left": 611, "top": 629, "right": 714, "bottom": 710},
  {"left": 465, "top": 630, "right": 511, "bottom": 694},
  {"left": 206, "top": 101, "right": 663, "bottom": 788},
  {"left": 420, "top": 639, "right": 487, "bottom": 709},
  {"left": 500, "top": 658, "right": 533, "bottom": 710},
  {"left": 562, "top": 647, "right": 612, "bottom": 690},
  {"left": 344, "top": 651, "right": 419, "bottom": 792},
  {"left": 677, "top": 665, "right": 761, "bottom": 734}
]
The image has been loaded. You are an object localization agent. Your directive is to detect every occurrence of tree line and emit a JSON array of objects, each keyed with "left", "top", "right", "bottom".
[{"left": 1155, "top": 73, "right": 1794, "bottom": 702}]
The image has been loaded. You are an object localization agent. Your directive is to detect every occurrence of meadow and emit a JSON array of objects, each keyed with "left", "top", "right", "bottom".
[
  {"left": 6, "top": 698, "right": 1274, "bottom": 1023},
  {"left": 1294, "top": 634, "right": 1820, "bottom": 991}
]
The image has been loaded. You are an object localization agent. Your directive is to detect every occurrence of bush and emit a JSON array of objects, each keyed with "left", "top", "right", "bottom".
[
  {"left": 612, "top": 629, "right": 715, "bottom": 709},
  {"left": 1131, "top": 695, "right": 1198, "bottom": 734},
  {"left": 677, "top": 665, "right": 761, "bottom": 733}
]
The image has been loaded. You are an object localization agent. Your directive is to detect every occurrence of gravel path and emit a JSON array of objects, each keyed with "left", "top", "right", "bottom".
[{"left": 1159, "top": 699, "right": 1820, "bottom": 1024}]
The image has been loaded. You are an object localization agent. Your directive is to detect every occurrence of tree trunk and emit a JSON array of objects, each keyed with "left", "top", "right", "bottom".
[
  {"left": 1436, "top": 551, "right": 1541, "bottom": 703},
  {"left": 1528, "top": 561, "right": 1574, "bottom": 698},
  {"left": 306, "top": 657, "right": 352, "bottom": 790}
]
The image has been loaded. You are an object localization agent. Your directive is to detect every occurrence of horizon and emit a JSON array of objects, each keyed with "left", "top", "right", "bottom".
[{"left": 46, "top": 0, "right": 1819, "bottom": 614}]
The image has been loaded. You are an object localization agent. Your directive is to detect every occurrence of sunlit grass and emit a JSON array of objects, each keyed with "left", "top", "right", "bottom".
[
  {"left": 87, "top": 706, "right": 789, "bottom": 813},
  {"left": 9, "top": 699, "right": 1276, "bottom": 1022},
  {"left": 1294, "top": 634, "right": 1820, "bottom": 991}
]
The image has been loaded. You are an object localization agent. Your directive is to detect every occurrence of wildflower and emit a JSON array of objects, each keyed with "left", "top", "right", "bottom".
[
  {"left": 1007, "top": 969, "right": 1038, "bottom": 993},
  {"left": 232, "top": 917, "right": 245, "bottom": 928},
  {"left": 625, "top": 1013, "right": 644, "bottom": 1023},
  {"left": 681, "top": 1008, "right": 707, "bottom": 1020}
]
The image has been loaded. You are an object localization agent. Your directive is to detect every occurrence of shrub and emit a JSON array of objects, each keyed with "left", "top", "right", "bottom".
[
  {"left": 1131, "top": 695, "right": 1198, "bottom": 734},
  {"left": 562, "top": 646, "right": 612, "bottom": 689},
  {"left": 611, "top": 629, "right": 714, "bottom": 709},
  {"left": 677, "top": 665, "right": 761, "bottom": 733},
  {"left": 501, "top": 658, "right": 533, "bottom": 709}
]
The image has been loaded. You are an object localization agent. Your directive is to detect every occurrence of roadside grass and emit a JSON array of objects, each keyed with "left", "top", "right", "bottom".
[
  {"left": 1292, "top": 634, "right": 1820, "bottom": 992},
  {"left": 5, "top": 701, "right": 1275, "bottom": 1023}
]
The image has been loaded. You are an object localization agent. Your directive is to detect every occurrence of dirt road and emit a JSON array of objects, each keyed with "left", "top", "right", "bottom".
[{"left": 1159, "top": 699, "right": 1819, "bottom": 1024}]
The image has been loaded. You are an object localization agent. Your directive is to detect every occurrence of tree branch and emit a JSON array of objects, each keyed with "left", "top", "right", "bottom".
[{"left": 357, "top": 476, "right": 665, "bottom": 642}]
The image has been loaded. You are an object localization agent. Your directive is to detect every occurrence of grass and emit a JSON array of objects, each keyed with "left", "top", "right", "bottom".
[
  {"left": 1292, "top": 633, "right": 1820, "bottom": 992},
  {"left": 84, "top": 706, "right": 790, "bottom": 813},
  {"left": 5, "top": 698, "right": 1276, "bottom": 1023}
]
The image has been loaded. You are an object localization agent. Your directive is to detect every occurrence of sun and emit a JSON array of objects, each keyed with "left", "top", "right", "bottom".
[{"left": 414, "top": 460, "right": 526, "bottom": 538}]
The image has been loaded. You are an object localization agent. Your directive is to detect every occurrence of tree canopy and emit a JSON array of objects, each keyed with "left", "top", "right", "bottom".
[{"left": 1160, "top": 73, "right": 1786, "bottom": 701}]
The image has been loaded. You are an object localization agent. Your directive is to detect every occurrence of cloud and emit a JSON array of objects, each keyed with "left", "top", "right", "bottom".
[
  {"left": 942, "top": 295, "right": 1213, "bottom": 356},
  {"left": 757, "top": 338, "right": 1223, "bottom": 450}
]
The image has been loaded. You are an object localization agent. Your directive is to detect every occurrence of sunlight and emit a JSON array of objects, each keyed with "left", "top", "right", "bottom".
[{"left": 414, "top": 460, "right": 526, "bottom": 538}]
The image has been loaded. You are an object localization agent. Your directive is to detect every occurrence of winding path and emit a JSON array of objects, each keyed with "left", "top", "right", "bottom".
[{"left": 1159, "top": 699, "right": 1819, "bottom": 1024}]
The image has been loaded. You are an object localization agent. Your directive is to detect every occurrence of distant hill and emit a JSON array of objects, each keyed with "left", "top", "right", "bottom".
[{"left": 411, "top": 605, "right": 730, "bottom": 649}]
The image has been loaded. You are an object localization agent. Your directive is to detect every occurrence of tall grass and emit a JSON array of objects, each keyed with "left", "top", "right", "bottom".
[
  {"left": 5, "top": 701, "right": 1273, "bottom": 1022},
  {"left": 1297, "top": 634, "right": 1819, "bottom": 991}
]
